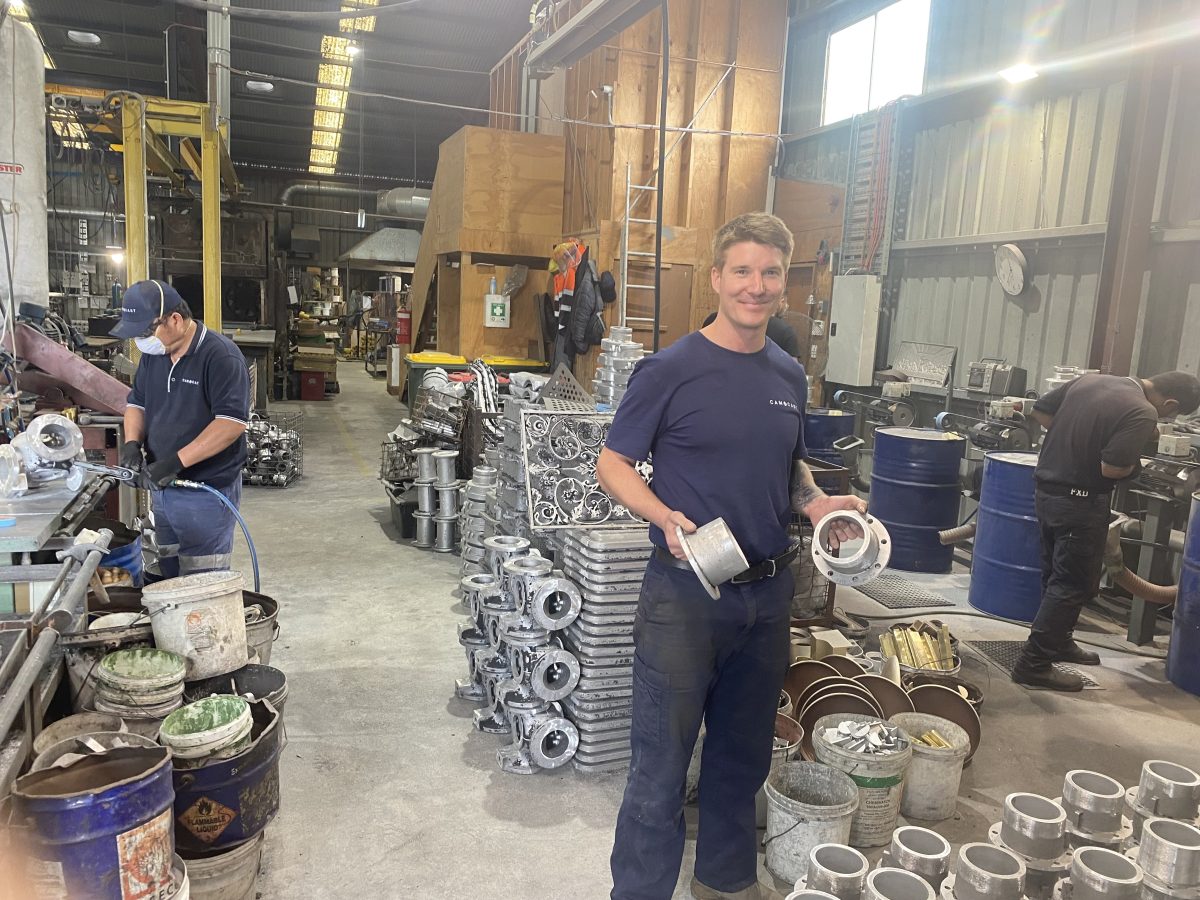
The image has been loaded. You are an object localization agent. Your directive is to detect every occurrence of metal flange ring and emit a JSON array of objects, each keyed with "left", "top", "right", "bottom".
[
  {"left": 811, "top": 509, "right": 891, "bottom": 586},
  {"left": 531, "top": 648, "right": 581, "bottom": 702},
  {"left": 530, "top": 576, "right": 582, "bottom": 631},
  {"left": 528, "top": 716, "right": 580, "bottom": 769}
]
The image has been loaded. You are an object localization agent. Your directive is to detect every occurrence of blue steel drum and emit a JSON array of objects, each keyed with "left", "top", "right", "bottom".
[
  {"left": 13, "top": 746, "right": 175, "bottom": 899},
  {"left": 969, "top": 452, "right": 1042, "bottom": 622},
  {"left": 804, "top": 408, "right": 857, "bottom": 468},
  {"left": 1167, "top": 492, "right": 1200, "bottom": 696},
  {"left": 173, "top": 698, "right": 283, "bottom": 853},
  {"left": 870, "top": 427, "right": 966, "bottom": 573}
]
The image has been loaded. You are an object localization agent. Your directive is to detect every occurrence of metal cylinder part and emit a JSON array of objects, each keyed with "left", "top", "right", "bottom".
[
  {"left": 866, "top": 867, "right": 935, "bottom": 900},
  {"left": 1062, "top": 770, "right": 1126, "bottom": 838},
  {"left": 787, "top": 892, "right": 840, "bottom": 900},
  {"left": 807, "top": 843, "right": 869, "bottom": 898},
  {"left": 1136, "top": 818, "right": 1200, "bottom": 888},
  {"left": 414, "top": 446, "right": 437, "bottom": 481},
  {"left": 530, "top": 576, "right": 582, "bottom": 631},
  {"left": 1000, "top": 793, "right": 1068, "bottom": 861},
  {"left": 471, "top": 465, "right": 498, "bottom": 487},
  {"left": 811, "top": 510, "right": 892, "bottom": 587},
  {"left": 946, "top": 843, "right": 1027, "bottom": 900},
  {"left": 484, "top": 535, "right": 531, "bottom": 580},
  {"left": 887, "top": 827, "right": 951, "bottom": 888},
  {"left": 1068, "top": 846, "right": 1143, "bottom": 900},
  {"left": 1133, "top": 761, "right": 1200, "bottom": 822},
  {"left": 433, "top": 449, "right": 459, "bottom": 484},
  {"left": 609, "top": 325, "right": 634, "bottom": 341},
  {"left": 527, "top": 713, "right": 579, "bottom": 769},
  {"left": 416, "top": 480, "right": 436, "bottom": 513},
  {"left": 530, "top": 647, "right": 581, "bottom": 702},
  {"left": 434, "top": 515, "right": 457, "bottom": 553},
  {"left": 436, "top": 486, "right": 460, "bottom": 517},
  {"left": 413, "top": 512, "right": 435, "bottom": 548}
]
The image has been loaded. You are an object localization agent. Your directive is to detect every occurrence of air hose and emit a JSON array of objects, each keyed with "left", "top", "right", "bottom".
[{"left": 170, "top": 478, "right": 261, "bottom": 592}]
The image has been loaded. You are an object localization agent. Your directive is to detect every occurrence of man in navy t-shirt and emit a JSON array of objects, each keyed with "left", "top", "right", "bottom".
[
  {"left": 599, "top": 213, "right": 866, "bottom": 900},
  {"left": 112, "top": 280, "right": 250, "bottom": 577}
]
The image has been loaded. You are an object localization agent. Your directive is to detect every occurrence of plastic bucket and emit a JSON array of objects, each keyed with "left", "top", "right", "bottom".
[
  {"left": 242, "top": 594, "right": 279, "bottom": 666},
  {"left": 33, "top": 712, "right": 127, "bottom": 757},
  {"left": 181, "top": 832, "right": 265, "bottom": 900},
  {"left": 12, "top": 746, "right": 176, "bottom": 900},
  {"left": 764, "top": 761, "right": 860, "bottom": 884},
  {"left": 160, "top": 696, "right": 254, "bottom": 766},
  {"left": 94, "top": 648, "right": 186, "bottom": 718},
  {"left": 757, "top": 714, "right": 805, "bottom": 827},
  {"left": 889, "top": 713, "right": 969, "bottom": 822},
  {"left": 813, "top": 713, "right": 912, "bottom": 847},
  {"left": 143, "top": 572, "right": 248, "bottom": 681},
  {"left": 185, "top": 664, "right": 288, "bottom": 717},
  {"left": 32, "top": 732, "right": 160, "bottom": 772}
]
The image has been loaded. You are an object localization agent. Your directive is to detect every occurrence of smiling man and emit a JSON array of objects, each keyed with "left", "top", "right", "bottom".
[
  {"left": 112, "top": 280, "right": 250, "bottom": 577},
  {"left": 598, "top": 213, "right": 866, "bottom": 900}
]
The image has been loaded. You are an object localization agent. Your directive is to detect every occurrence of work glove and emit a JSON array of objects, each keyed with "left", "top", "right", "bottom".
[
  {"left": 119, "top": 440, "right": 144, "bottom": 471},
  {"left": 142, "top": 452, "right": 182, "bottom": 489}
]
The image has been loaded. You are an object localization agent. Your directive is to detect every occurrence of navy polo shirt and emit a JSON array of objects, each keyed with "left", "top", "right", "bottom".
[
  {"left": 127, "top": 324, "right": 250, "bottom": 487},
  {"left": 605, "top": 331, "right": 808, "bottom": 563}
]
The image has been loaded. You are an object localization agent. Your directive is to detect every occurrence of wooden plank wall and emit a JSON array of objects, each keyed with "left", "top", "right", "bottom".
[{"left": 488, "top": 0, "right": 789, "bottom": 382}]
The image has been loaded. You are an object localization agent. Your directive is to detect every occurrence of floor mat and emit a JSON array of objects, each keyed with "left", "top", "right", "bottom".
[
  {"left": 856, "top": 571, "right": 956, "bottom": 610},
  {"left": 968, "top": 639, "right": 1101, "bottom": 689}
]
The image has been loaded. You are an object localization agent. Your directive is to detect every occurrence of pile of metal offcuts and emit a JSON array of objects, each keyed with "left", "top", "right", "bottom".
[
  {"left": 242, "top": 413, "right": 303, "bottom": 487},
  {"left": 823, "top": 720, "right": 905, "bottom": 754}
]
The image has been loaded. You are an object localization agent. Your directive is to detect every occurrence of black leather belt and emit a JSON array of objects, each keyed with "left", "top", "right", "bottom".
[{"left": 653, "top": 542, "right": 801, "bottom": 585}]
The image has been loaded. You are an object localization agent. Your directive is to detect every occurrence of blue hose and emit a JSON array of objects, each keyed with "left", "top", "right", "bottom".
[{"left": 170, "top": 478, "right": 261, "bottom": 592}]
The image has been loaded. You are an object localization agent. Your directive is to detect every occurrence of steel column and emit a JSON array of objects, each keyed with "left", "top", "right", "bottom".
[
  {"left": 121, "top": 97, "right": 149, "bottom": 284},
  {"left": 201, "top": 107, "right": 223, "bottom": 329}
]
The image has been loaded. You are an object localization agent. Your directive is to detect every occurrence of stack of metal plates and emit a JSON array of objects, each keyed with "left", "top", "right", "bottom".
[{"left": 559, "top": 527, "right": 651, "bottom": 773}]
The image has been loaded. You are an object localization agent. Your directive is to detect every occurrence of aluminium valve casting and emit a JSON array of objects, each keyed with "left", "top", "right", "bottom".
[
  {"left": 494, "top": 690, "right": 580, "bottom": 775},
  {"left": 799, "top": 843, "right": 869, "bottom": 898},
  {"left": 1126, "top": 818, "right": 1200, "bottom": 899},
  {"left": 882, "top": 827, "right": 952, "bottom": 890},
  {"left": 940, "top": 842, "right": 1028, "bottom": 900},
  {"left": 1058, "top": 770, "right": 1131, "bottom": 850},
  {"left": 1125, "top": 761, "right": 1200, "bottom": 845},
  {"left": 1052, "top": 846, "right": 1143, "bottom": 900},
  {"left": 988, "top": 793, "right": 1073, "bottom": 900}
]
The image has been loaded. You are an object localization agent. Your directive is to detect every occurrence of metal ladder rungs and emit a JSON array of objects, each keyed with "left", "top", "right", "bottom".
[
  {"left": 631, "top": 184, "right": 659, "bottom": 192},
  {"left": 626, "top": 283, "right": 656, "bottom": 290},
  {"left": 625, "top": 317, "right": 656, "bottom": 323},
  {"left": 627, "top": 250, "right": 656, "bottom": 258},
  {"left": 629, "top": 217, "right": 657, "bottom": 225}
]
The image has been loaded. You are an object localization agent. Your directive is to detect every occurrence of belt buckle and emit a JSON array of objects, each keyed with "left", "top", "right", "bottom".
[{"left": 762, "top": 558, "right": 777, "bottom": 579}]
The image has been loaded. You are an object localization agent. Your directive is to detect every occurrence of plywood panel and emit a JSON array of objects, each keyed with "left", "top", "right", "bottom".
[{"left": 773, "top": 178, "right": 844, "bottom": 262}]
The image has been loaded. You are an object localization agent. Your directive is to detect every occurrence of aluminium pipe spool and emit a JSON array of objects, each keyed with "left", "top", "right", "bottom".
[
  {"left": 1057, "top": 846, "right": 1143, "bottom": 900},
  {"left": 940, "top": 843, "right": 1027, "bottom": 900},
  {"left": 1059, "top": 770, "right": 1129, "bottom": 849},
  {"left": 676, "top": 517, "right": 749, "bottom": 600},
  {"left": 988, "top": 793, "right": 1071, "bottom": 899},
  {"left": 865, "top": 867, "right": 936, "bottom": 900},
  {"left": 414, "top": 446, "right": 437, "bottom": 481},
  {"left": 433, "top": 449, "right": 459, "bottom": 484},
  {"left": 883, "top": 827, "right": 952, "bottom": 888},
  {"left": 413, "top": 512, "right": 434, "bottom": 548},
  {"left": 802, "top": 843, "right": 869, "bottom": 898},
  {"left": 811, "top": 510, "right": 892, "bottom": 587},
  {"left": 1131, "top": 818, "right": 1200, "bottom": 895},
  {"left": 1125, "top": 761, "right": 1200, "bottom": 843}
]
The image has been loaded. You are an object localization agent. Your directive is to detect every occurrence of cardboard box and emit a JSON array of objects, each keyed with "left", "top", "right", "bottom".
[{"left": 294, "top": 346, "right": 337, "bottom": 374}]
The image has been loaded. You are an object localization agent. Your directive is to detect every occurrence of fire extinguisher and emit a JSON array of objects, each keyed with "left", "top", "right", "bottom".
[{"left": 396, "top": 300, "right": 412, "bottom": 345}]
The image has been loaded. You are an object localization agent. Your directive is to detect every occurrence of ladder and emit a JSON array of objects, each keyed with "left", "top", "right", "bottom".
[{"left": 619, "top": 163, "right": 661, "bottom": 341}]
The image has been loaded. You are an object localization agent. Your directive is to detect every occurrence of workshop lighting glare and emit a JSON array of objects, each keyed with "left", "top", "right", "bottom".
[
  {"left": 312, "top": 131, "right": 342, "bottom": 150},
  {"left": 1000, "top": 63, "right": 1038, "bottom": 84},
  {"left": 347, "top": 44, "right": 360, "bottom": 57},
  {"left": 315, "top": 88, "right": 348, "bottom": 110},
  {"left": 67, "top": 30, "right": 102, "bottom": 46},
  {"left": 309, "top": 165, "right": 335, "bottom": 175},
  {"left": 312, "top": 110, "right": 344, "bottom": 130},
  {"left": 108, "top": 248, "right": 125, "bottom": 266},
  {"left": 245, "top": 80, "right": 275, "bottom": 94},
  {"left": 7, "top": 0, "right": 27, "bottom": 16}
]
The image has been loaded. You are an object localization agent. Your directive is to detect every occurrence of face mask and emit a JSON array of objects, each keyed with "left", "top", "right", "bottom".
[{"left": 135, "top": 335, "right": 166, "bottom": 355}]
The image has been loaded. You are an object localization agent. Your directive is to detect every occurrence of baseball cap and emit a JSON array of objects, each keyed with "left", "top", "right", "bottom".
[{"left": 110, "top": 280, "right": 184, "bottom": 338}]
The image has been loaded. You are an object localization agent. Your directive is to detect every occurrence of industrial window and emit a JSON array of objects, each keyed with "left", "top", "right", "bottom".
[{"left": 821, "top": 0, "right": 931, "bottom": 125}]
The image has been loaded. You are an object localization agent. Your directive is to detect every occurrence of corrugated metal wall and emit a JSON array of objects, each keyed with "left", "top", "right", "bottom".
[{"left": 904, "top": 82, "right": 1125, "bottom": 240}]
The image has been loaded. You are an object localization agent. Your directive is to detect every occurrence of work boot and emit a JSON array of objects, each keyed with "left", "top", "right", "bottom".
[
  {"left": 690, "top": 876, "right": 763, "bottom": 899},
  {"left": 1054, "top": 641, "right": 1100, "bottom": 666},
  {"left": 1012, "top": 661, "right": 1084, "bottom": 692}
]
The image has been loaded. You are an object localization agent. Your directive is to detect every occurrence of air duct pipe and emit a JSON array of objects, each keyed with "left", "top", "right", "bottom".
[
  {"left": 278, "top": 184, "right": 429, "bottom": 222},
  {"left": 207, "top": 0, "right": 231, "bottom": 130}
]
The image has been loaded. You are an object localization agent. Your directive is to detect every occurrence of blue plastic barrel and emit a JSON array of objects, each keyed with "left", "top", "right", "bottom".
[
  {"left": 870, "top": 427, "right": 966, "bottom": 573},
  {"left": 804, "top": 408, "right": 857, "bottom": 468},
  {"left": 969, "top": 452, "right": 1042, "bottom": 622},
  {"left": 13, "top": 746, "right": 174, "bottom": 899},
  {"left": 1167, "top": 492, "right": 1200, "bottom": 696}
]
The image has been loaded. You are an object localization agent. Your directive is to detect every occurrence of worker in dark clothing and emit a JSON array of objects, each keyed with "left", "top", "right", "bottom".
[
  {"left": 1013, "top": 371, "right": 1200, "bottom": 692},
  {"left": 599, "top": 213, "right": 865, "bottom": 900},
  {"left": 111, "top": 280, "right": 251, "bottom": 577},
  {"left": 701, "top": 303, "right": 801, "bottom": 357}
]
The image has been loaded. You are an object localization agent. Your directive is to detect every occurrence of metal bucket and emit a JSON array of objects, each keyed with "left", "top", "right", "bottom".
[
  {"left": 12, "top": 746, "right": 175, "bottom": 900},
  {"left": 184, "top": 664, "right": 288, "bottom": 716},
  {"left": 1167, "top": 492, "right": 1200, "bottom": 695},
  {"left": 969, "top": 452, "right": 1041, "bottom": 622},
  {"left": 172, "top": 699, "right": 283, "bottom": 853},
  {"left": 869, "top": 428, "right": 965, "bottom": 573},
  {"left": 181, "top": 832, "right": 265, "bottom": 900},
  {"left": 805, "top": 408, "right": 857, "bottom": 468},
  {"left": 242, "top": 594, "right": 279, "bottom": 666},
  {"left": 32, "top": 732, "right": 161, "bottom": 772}
]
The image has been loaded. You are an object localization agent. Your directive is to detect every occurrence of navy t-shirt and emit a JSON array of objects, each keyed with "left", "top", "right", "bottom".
[
  {"left": 128, "top": 324, "right": 251, "bottom": 487},
  {"left": 605, "top": 331, "right": 808, "bottom": 562}
]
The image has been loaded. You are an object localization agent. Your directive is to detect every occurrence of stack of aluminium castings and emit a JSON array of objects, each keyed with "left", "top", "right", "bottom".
[
  {"left": 454, "top": 532, "right": 584, "bottom": 775},
  {"left": 242, "top": 415, "right": 303, "bottom": 487},
  {"left": 592, "top": 325, "right": 644, "bottom": 408},
  {"left": 458, "top": 463, "right": 499, "bottom": 580},
  {"left": 488, "top": 399, "right": 539, "bottom": 547},
  {"left": 557, "top": 527, "right": 651, "bottom": 773},
  {"left": 412, "top": 447, "right": 438, "bottom": 549},
  {"left": 432, "top": 449, "right": 460, "bottom": 553}
]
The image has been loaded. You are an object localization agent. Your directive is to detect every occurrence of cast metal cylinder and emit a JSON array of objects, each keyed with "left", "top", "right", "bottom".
[
  {"left": 414, "top": 446, "right": 437, "bottom": 481},
  {"left": 999, "top": 793, "right": 1068, "bottom": 860},
  {"left": 502, "top": 554, "right": 555, "bottom": 613},
  {"left": 433, "top": 448, "right": 458, "bottom": 484},
  {"left": 436, "top": 485, "right": 460, "bottom": 517},
  {"left": 530, "top": 576, "right": 582, "bottom": 631},
  {"left": 484, "top": 534, "right": 531, "bottom": 581},
  {"left": 413, "top": 512, "right": 435, "bottom": 548},
  {"left": 416, "top": 480, "right": 436, "bottom": 512},
  {"left": 788, "top": 892, "right": 840, "bottom": 900},
  {"left": 1067, "top": 846, "right": 1143, "bottom": 900},
  {"left": 865, "top": 867, "right": 935, "bottom": 900},
  {"left": 530, "top": 647, "right": 580, "bottom": 702},
  {"left": 806, "top": 843, "right": 869, "bottom": 898},
  {"left": 1061, "top": 770, "right": 1126, "bottom": 843},
  {"left": 944, "top": 843, "right": 1027, "bottom": 900},
  {"left": 1135, "top": 818, "right": 1200, "bottom": 889},
  {"left": 471, "top": 465, "right": 498, "bottom": 487},
  {"left": 811, "top": 510, "right": 892, "bottom": 587},
  {"left": 1131, "top": 760, "right": 1200, "bottom": 822},
  {"left": 886, "top": 827, "right": 951, "bottom": 888},
  {"left": 434, "top": 515, "right": 457, "bottom": 553}
]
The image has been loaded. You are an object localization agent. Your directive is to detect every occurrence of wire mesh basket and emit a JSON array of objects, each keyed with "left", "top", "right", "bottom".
[
  {"left": 243, "top": 410, "right": 304, "bottom": 487},
  {"left": 787, "top": 457, "right": 852, "bottom": 625},
  {"left": 411, "top": 387, "right": 466, "bottom": 443}
]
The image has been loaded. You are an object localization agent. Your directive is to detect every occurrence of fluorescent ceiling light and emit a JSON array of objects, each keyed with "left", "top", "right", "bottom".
[
  {"left": 346, "top": 44, "right": 360, "bottom": 57},
  {"left": 309, "top": 0, "right": 376, "bottom": 173},
  {"left": 67, "top": 30, "right": 103, "bottom": 46},
  {"left": 339, "top": 0, "right": 379, "bottom": 34},
  {"left": 315, "top": 88, "right": 348, "bottom": 110},
  {"left": 1000, "top": 63, "right": 1038, "bottom": 84},
  {"left": 245, "top": 80, "right": 275, "bottom": 94},
  {"left": 312, "top": 130, "right": 341, "bottom": 149},
  {"left": 317, "top": 63, "right": 352, "bottom": 88},
  {"left": 309, "top": 165, "right": 335, "bottom": 175}
]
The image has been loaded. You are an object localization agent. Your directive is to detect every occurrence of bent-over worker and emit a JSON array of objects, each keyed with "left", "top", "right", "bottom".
[
  {"left": 111, "top": 280, "right": 251, "bottom": 577},
  {"left": 1013, "top": 371, "right": 1200, "bottom": 692}
]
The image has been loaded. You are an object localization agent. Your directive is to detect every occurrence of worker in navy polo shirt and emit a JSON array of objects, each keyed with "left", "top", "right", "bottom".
[
  {"left": 111, "top": 280, "right": 250, "bottom": 577},
  {"left": 599, "top": 213, "right": 867, "bottom": 900}
]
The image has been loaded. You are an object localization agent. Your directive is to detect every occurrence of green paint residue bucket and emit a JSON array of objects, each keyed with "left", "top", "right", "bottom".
[{"left": 159, "top": 695, "right": 252, "bottom": 766}]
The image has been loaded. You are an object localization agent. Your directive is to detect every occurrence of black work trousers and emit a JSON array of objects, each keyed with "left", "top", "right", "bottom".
[{"left": 1019, "top": 490, "right": 1110, "bottom": 667}]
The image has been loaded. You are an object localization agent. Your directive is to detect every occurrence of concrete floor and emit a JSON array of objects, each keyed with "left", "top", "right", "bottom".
[{"left": 235, "top": 366, "right": 1200, "bottom": 900}]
